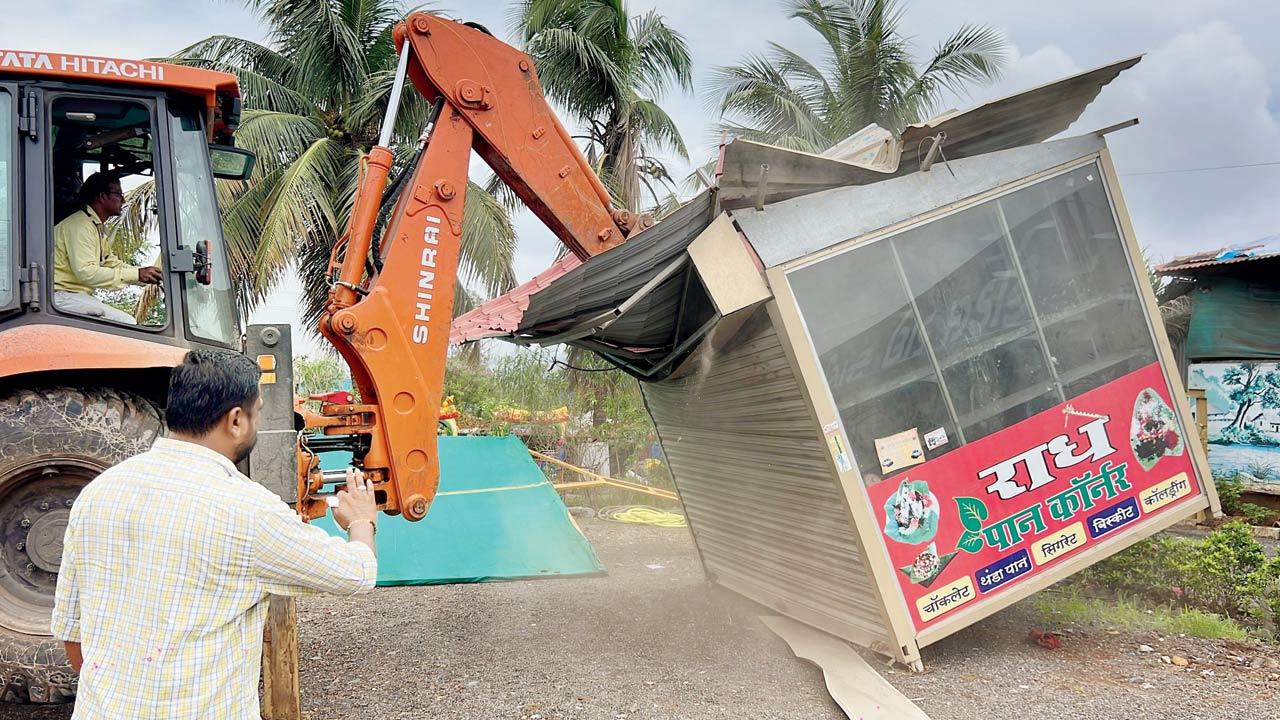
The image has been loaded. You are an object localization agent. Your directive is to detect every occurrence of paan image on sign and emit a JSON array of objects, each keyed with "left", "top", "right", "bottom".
[{"left": 882, "top": 479, "right": 940, "bottom": 545}]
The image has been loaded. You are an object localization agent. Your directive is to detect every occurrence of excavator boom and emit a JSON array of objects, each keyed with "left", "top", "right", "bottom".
[{"left": 298, "top": 13, "right": 646, "bottom": 520}]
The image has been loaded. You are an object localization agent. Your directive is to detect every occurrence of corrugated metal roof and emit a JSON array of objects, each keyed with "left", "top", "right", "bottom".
[
  {"left": 733, "top": 134, "right": 1106, "bottom": 269},
  {"left": 1154, "top": 235, "right": 1280, "bottom": 274},
  {"left": 449, "top": 192, "right": 716, "bottom": 354},
  {"left": 516, "top": 192, "right": 715, "bottom": 331},
  {"left": 717, "top": 55, "right": 1141, "bottom": 209},
  {"left": 898, "top": 55, "right": 1142, "bottom": 159},
  {"left": 450, "top": 252, "right": 586, "bottom": 340},
  {"left": 449, "top": 254, "right": 584, "bottom": 344},
  {"left": 448, "top": 192, "right": 718, "bottom": 379},
  {"left": 717, "top": 140, "right": 898, "bottom": 210}
]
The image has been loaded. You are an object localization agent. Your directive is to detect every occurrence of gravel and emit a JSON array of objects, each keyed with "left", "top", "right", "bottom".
[
  {"left": 883, "top": 596, "right": 1280, "bottom": 720},
  {"left": 293, "top": 519, "right": 841, "bottom": 720},
  {"left": 5, "top": 519, "right": 1279, "bottom": 719}
]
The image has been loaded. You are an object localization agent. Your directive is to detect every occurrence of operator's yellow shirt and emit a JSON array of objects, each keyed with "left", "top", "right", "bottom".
[
  {"left": 52, "top": 437, "right": 378, "bottom": 719},
  {"left": 52, "top": 207, "right": 140, "bottom": 293}
]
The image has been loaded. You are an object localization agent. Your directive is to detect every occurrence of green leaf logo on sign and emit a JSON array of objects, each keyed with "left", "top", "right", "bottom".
[
  {"left": 955, "top": 496, "right": 989, "bottom": 531},
  {"left": 957, "top": 530, "right": 985, "bottom": 554}
]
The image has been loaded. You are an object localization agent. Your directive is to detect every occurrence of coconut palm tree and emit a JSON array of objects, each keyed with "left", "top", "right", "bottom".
[
  {"left": 709, "top": 0, "right": 1008, "bottom": 152},
  {"left": 507, "top": 0, "right": 694, "bottom": 421},
  {"left": 511, "top": 0, "right": 693, "bottom": 212},
  {"left": 157, "top": 0, "right": 517, "bottom": 327}
]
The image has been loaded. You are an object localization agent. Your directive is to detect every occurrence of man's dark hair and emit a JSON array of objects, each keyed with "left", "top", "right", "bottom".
[
  {"left": 166, "top": 350, "right": 261, "bottom": 435},
  {"left": 78, "top": 171, "right": 120, "bottom": 206}
]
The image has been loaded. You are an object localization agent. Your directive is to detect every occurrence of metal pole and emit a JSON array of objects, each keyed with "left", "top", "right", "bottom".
[
  {"left": 994, "top": 199, "right": 1067, "bottom": 404},
  {"left": 888, "top": 239, "right": 967, "bottom": 445},
  {"left": 377, "top": 45, "right": 412, "bottom": 148}
]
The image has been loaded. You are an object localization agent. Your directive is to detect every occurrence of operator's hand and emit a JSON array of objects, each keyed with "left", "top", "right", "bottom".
[
  {"left": 137, "top": 266, "right": 163, "bottom": 285},
  {"left": 332, "top": 467, "right": 379, "bottom": 532}
]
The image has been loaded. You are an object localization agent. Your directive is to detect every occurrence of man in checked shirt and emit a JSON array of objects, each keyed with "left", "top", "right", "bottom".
[{"left": 53, "top": 349, "right": 380, "bottom": 719}]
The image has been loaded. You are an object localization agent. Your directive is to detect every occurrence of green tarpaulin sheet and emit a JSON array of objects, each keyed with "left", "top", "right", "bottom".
[
  {"left": 311, "top": 436, "right": 603, "bottom": 585},
  {"left": 1187, "top": 277, "right": 1280, "bottom": 360}
]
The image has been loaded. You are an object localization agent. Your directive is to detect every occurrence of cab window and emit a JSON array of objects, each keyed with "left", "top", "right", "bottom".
[
  {"left": 49, "top": 95, "right": 167, "bottom": 327},
  {"left": 168, "top": 101, "right": 237, "bottom": 345},
  {"left": 0, "top": 89, "right": 14, "bottom": 308}
]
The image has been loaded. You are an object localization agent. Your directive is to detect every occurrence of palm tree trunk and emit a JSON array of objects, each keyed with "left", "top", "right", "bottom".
[
  {"left": 602, "top": 111, "right": 639, "bottom": 212},
  {"left": 615, "top": 128, "right": 639, "bottom": 212}
]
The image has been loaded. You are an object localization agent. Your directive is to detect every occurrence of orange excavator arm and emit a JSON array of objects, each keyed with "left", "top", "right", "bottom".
[{"left": 297, "top": 13, "right": 647, "bottom": 520}]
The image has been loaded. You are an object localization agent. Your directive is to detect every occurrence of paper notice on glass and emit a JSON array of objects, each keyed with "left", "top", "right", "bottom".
[
  {"left": 825, "top": 428, "right": 853, "bottom": 474},
  {"left": 874, "top": 428, "right": 925, "bottom": 473},
  {"left": 924, "top": 427, "right": 949, "bottom": 450}
]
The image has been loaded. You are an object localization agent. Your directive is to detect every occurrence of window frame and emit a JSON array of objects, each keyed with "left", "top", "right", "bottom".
[
  {"left": 159, "top": 94, "right": 240, "bottom": 348},
  {"left": 0, "top": 82, "right": 19, "bottom": 314},
  {"left": 42, "top": 88, "right": 173, "bottom": 333},
  {"left": 781, "top": 155, "right": 1164, "bottom": 482}
]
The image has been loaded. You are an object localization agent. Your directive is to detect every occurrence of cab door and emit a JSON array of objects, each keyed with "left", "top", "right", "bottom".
[
  {"left": 159, "top": 96, "right": 239, "bottom": 347},
  {"left": 40, "top": 89, "right": 173, "bottom": 332},
  {"left": 0, "top": 82, "right": 19, "bottom": 316}
]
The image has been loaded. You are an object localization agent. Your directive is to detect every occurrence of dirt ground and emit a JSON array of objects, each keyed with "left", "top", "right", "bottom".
[{"left": 4, "top": 519, "right": 1280, "bottom": 719}]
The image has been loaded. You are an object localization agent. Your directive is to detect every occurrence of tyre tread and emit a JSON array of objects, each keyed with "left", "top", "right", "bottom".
[{"left": 0, "top": 385, "right": 163, "bottom": 704}]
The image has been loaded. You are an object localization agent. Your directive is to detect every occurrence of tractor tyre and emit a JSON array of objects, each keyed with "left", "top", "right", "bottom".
[{"left": 0, "top": 386, "right": 163, "bottom": 703}]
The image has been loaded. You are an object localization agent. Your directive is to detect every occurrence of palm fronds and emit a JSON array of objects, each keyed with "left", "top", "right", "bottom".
[
  {"left": 514, "top": 0, "right": 692, "bottom": 211},
  {"left": 708, "top": 0, "right": 1008, "bottom": 148},
  {"left": 169, "top": 0, "right": 517, "bottom": 327}
]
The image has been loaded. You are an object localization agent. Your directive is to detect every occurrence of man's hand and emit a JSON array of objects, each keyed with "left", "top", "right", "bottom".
[
  {"left": 332, "top": 468, "right": 378, "bottom": 528},
  {"left": 137, "top": 266, "right": 163, "bottom": 285},
  {"left": 332, "top": 468, "right": 378, "bottom": 556}
]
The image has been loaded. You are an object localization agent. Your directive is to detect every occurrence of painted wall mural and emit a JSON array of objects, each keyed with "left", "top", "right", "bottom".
[{"left": 1188, "top": 361, "right": 1280, "bottom": 493}]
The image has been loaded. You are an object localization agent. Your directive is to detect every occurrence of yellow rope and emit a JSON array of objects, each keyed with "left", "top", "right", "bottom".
[
  {"left": 435, "top": 481, "right": 548, "bottom": 497},
  {"left": 530, "top": 449, "right": 678, "bottom": 501},
  {"left": 598, "top": 505, "right": 687, "bottom": 528}
]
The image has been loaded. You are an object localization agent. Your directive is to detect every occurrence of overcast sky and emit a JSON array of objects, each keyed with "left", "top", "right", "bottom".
[{"left": 8, "top": 1, "right": 1279, "bottom": 355}]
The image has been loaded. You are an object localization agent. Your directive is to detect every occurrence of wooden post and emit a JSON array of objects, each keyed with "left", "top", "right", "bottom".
[
  {"left": 245, "top": 326, "right": 304, "bottom": 718},
  {"left": 1188, "top": 388, "right": 1209, "bottom": 454},
  {"left": 260, "top": 595, "right": 301, "bottom": 720}
]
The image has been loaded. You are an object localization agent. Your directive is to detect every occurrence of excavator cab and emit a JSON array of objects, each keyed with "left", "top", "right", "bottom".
[{"left": 0, "top": 53, "right": 253, "bottom": 703}]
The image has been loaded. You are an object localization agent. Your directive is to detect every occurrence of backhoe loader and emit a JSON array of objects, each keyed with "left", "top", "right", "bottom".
[{"left": 0, "top": 12, "right": 646, "bottom": 702}]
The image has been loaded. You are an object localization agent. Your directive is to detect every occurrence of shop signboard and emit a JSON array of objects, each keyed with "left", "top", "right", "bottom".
[{"left": 867, "top": 361, "right": 1201, "bottom": 630}]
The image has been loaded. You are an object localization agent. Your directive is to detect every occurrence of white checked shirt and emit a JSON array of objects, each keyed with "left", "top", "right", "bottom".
[{"left": 52, "top": 437, "right": 377, "bottom": 719}]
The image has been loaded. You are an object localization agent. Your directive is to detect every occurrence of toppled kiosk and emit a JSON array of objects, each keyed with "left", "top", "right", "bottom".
[{"left": 452, "top": 56, "right": 1221, "bottom": 669}]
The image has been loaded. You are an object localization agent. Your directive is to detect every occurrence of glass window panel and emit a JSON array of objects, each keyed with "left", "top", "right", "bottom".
[
  {"left": 962, "top": 388, "right": 1059, "bottom": 441},
  {"left": 789, "top": 240, "right": 957, "bottom": 481},
  {"left": 789, "top": 160, "right": 1163, "bottom": 486},
  {"left": 169, "top": 103, "right": 237, "bottom": 345},
  {"left": 1002, "top": 165, "right": 1157, "bottom": 395},
  {"left": 0, "top": 90, "right": 11, "bottom": 307},
  {"left": 893, "top": 202, "right": 1057, "bottom": 442},
  {"left": 50, "top": 96, "right": 167, "bottom": 326}
]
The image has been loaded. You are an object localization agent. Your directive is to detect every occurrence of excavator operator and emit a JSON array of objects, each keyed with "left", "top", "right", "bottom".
[{"left": 52, "top": 171, "right": 162, "bottom": 324}]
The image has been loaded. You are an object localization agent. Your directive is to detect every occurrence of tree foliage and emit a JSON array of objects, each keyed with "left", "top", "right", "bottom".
[
  {"left": 443, "top": 349, "right": 654, "bottom": 463},
  {"left": 159, "top": 0, "right": 517, "bottom": 328},
  {"left": 707, "top": 0, "right": 1008, "bottom": 151},
  {"left": 295, "top": 355, "right": 348, "bottom": 395},
  {"left": 512, "top": 0, "right": 693, "bottom": 211}
]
